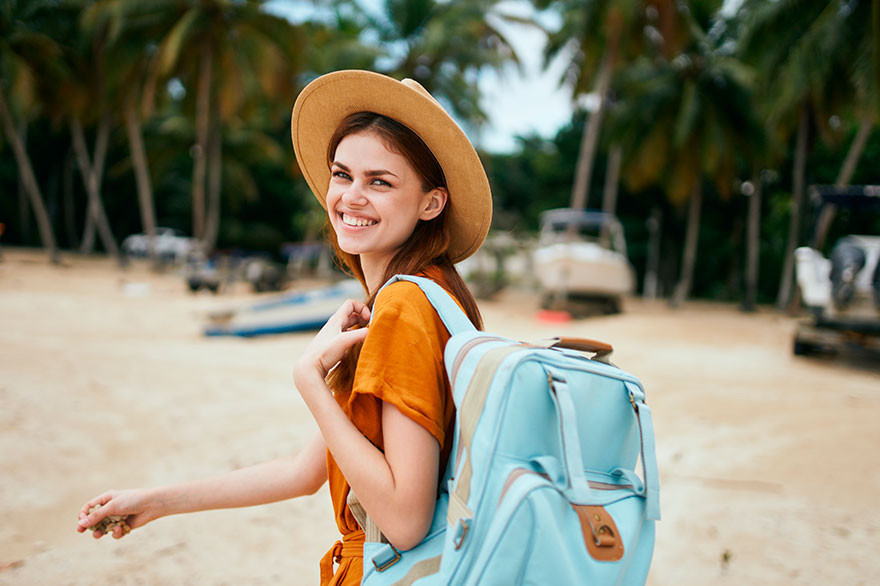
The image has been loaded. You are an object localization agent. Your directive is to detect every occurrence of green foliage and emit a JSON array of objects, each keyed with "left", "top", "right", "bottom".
[
  {"left": 606, "top": 10, "right": 768, "bottom": 205},
  {"left": 487, "top": 117, "right": 582, "bottom": 230},
  {"left": 738, "top": 0, "right": 874, "bottom": 138},
  {"left": 2, "top": 0, "right": 879, "bottom": 306},
  {"left": 354, "top": 0, "right": 522, "bottom": 126}
]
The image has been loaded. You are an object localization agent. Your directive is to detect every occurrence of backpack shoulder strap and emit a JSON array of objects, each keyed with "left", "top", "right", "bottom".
[
  {"left": 377, "top": 274, "right": 477, "bottom": 336},
  {"left": 352, "top": 274, "right": 475, "bottom": 548}
]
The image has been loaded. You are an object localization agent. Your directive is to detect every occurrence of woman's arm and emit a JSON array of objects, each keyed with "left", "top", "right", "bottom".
[
  {"left": 77, "top": 431, "right": 328, "bottom": 539},
  {"left": 293, "top": 300, "right": 440, "bottom": 551}
]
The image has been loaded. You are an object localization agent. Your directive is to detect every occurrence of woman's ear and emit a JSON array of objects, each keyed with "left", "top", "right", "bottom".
[{"left": 419, "top": 187, "right": 448, "bottom": 221}]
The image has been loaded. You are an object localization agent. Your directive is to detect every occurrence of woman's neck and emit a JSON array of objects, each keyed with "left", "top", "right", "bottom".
[{"left": 360, "top": 254, "right": 391, "bottom": 296}]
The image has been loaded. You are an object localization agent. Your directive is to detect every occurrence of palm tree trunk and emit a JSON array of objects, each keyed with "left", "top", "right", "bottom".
[
  {"left": 78, "top": 113, "right": 113, "bottom": 255},
  {"left": 776, "top": 104, "right": 809, "bottom": 310},
  {"left": 643, "top": 206, "right": 662, "bottom": 299},
  {"left": 123, "top": 96, "right": 158, "bottom": 262},
  {"left": 192, "top": 42, "right": 213, "bottom": 242},
  {"left": 569, "top": 51, "right": 612, "bottom": 211},
  {"left": 0, "top": 85, "right": 59, "bottom": 263},
  {"left": 671, "top": 181, "right": 702, "bottom": 307},
  {"left": 63, "top": 149, "right": 78, "bottom": 248},
  {"left": 16, "top": 121, "right": 31, "bottom": 243},
  {"left": 811, "top": 112, "right": 875, "bottom": 248},
  {"left": 601, "top": 143, "right": 622, "bottom": 215},
  {"left": 70, "top": 116, "right": 121, "bottom": 261},
  {"left": 600, "top": 143, "right": 622, "bottom": 248},
  {"left": 742, "top": 171, "right": 763, "bottom": 312},
  {"left": 80, "top": 203, "right": 97, "bottom": 252},
  {"left": 203, "top": 119, "right": 222, "bottom": 251}
]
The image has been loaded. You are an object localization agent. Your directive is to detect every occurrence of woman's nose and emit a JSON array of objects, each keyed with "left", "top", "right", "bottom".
[{"left": 340, "top": 181, "right": 368, "bottom": 206}]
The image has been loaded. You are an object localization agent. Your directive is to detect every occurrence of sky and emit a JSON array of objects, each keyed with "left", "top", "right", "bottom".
[
  {"left": 475, "top": 2, "right": 574, "bottom": 152},
  {"left": 265, "top": 0, "right": 574, "bottom": 153}
]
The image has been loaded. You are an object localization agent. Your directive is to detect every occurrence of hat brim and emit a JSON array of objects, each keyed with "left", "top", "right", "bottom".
[{"left": 291, "top": 70, "right": 492, "bottom": 264}]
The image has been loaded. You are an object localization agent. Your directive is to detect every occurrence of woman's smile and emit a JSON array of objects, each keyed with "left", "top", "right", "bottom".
[
  {"left": 326, "top": 132, "right": 441, "bottom": 288},
  {"left": 340, "top": 213, "right": 378, "bottom": 228}
]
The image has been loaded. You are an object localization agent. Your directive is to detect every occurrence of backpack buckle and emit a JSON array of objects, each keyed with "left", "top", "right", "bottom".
[{"left": 372, "top": 544, "right": 401, "bottom": 572}]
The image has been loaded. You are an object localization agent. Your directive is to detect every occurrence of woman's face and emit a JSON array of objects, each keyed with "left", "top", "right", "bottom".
[{"left": 326, "top": 131, "right": 447, "bottom": 283}]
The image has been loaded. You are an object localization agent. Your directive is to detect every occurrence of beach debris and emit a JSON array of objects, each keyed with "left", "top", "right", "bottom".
[
  {"left": 721, "top": 549, "right": 732, "bottom": 572},
  {"left": 536, "top": 309, "right": 573, "bottom": 324},
  {"left": 0, "top": 560, "right": 24, "bottom": 572},
  {"left": 86, "top": 505, "right": 131, "bottom": 536},
  {"left": 121, "top": 282, "right": 151, "bottom": 297}
]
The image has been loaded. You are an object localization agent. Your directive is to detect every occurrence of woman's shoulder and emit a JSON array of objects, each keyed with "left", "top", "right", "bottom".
[
  {"left": 373, "top": 269, "right": 455, "bottom": 325},
  {"left": 374, "top": 279, "right": 440, "bottom": 319}
]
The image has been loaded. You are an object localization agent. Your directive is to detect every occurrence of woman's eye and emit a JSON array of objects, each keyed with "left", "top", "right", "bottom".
[
  {"left": 372, "top": 178, "right": 391, "bottom": 187},
  {"left": 331, "top": 170, "right": 351, "bottom": 181}
]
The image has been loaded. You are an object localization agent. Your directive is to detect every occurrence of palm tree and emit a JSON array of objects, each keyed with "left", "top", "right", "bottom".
[
  {"left": 607, "top": 1, "right": 767, "bottom": 306},
  {"left": 0, "top": 0, "right": 61, "bottom": 262},
  {"left": 82, "top": 0, "right": 163, "bottom": 263},
  {"left": 142, "top": 0, "right": 304, "bottom": 250},
  {"left": 738, "top": 0, "right": 877, "bottom": 309},
  {"left": 357, "top": 0, "right": 521, "bottom": 127},
  {"left": 811, "top": 0, "right": 879, "bottom": 247},
  {"left": 61, "top": 5, "right": 121, "bottom": 261},
  {"left": 536, "top": 0, "right": 681, "bottom": 212},
  {"left": 301, "top": 3, "right": 380, "bottom": 75}
]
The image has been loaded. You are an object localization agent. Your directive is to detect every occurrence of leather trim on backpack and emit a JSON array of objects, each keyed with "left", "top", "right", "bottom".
[{"left": 572, "top": 504, "right": 625, "bottom": 562}]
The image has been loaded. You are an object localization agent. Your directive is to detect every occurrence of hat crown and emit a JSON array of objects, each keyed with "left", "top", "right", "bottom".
[{"left": 401, "top": 78, "right": 440, "bottom": 107}]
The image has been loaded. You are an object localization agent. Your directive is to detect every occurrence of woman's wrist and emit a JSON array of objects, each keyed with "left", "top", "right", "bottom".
[
  {"left": 145, "top": 485, "right": 176, "bottom": 519},
  {"left": 293, "top": 356, "right": 327, "bottom": 392}
]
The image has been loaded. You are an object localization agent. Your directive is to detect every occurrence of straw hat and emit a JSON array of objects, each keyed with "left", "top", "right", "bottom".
[{"left": 291, "top": 70, "right": 492, "bottom": 263}]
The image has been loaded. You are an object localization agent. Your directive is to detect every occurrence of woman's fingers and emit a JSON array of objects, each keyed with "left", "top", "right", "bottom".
[
  {"left": 294, "top": 298, "right": 372, "bottom": 383},
  {"left": 317, "top": 326, "right": 370, "bottom": 374},
  {"left": 77, "top": 492, "right": 115, "bottom": 533},
  {"left": 77, "top": 490, "right": 144, "bottom": 540},
  {"left": 79, "top": 492, "right": 112, "bottom": 518},
  {"left": 339, "top": 325, "right": 370, "bottom": 347},
  {"left": 355, "top": 301, "right": 371, "bottom": 323},
  {"left": 331, "top": 299, "right": 370, "bottom": 330}
]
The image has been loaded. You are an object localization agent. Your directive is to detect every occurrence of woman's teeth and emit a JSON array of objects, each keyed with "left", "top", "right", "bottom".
[{"left": 342, "top": 214, "right": 376, "bottom": 227}]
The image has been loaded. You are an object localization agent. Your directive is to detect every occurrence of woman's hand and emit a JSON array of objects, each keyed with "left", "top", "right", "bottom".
[
  {"left": 76, "top": 489, "right": 162, "bottom": 539},
  {"left": 294, "top": 299, "right": 371, "bottom": 384}
]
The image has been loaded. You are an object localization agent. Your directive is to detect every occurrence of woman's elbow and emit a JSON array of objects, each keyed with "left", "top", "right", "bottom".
[
  {"left": 303, "top": 468, "right": 327, "bottom": 496},
  {"left": 387, "top": 525, "right": 430, "bottom": 552},
  {"left": 382, "top": 507, "right": 434, "bottom": 551}
]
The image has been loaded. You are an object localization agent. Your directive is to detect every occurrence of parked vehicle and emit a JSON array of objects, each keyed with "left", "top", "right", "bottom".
[
  {"left": 794, "top": 185, "right": 880, "bottom": 356},
  {"left": 121, "top": 228, "right": 198, "bottom": 264},
  {"left": 533, "top": 208, "right": 636, "bottom": 314}
]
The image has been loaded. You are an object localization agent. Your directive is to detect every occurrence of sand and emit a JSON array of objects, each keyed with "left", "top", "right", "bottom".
[{"left": 1, "top": 248, "right": 878, "bottom": 585}]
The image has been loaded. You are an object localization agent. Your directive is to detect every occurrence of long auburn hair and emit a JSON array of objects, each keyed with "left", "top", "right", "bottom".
[{"left": 325, "top": 111, "right": 483, "bottom": 393}]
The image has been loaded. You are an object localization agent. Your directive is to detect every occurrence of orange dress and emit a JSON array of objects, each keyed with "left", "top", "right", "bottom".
[{"left": 320, "top": 268, "right": 458, "bottom": 586}]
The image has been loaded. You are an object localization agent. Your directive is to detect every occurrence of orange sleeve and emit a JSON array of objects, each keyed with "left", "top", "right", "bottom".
[{"left": 349, "top": 280, "right": 452, "bottom": 449}]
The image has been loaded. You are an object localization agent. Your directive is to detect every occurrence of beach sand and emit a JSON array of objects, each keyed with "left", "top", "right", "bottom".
[{"left": 1, "top": 248, "right": 878, "bottom": 585}]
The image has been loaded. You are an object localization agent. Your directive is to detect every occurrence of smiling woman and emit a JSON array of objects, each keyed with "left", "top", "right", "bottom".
[
  {"left": 76, "top": 70, "right": 493, "bottom": 586},
  {"left": 287, "top": 73, "right": 491, "bottom": 584}
]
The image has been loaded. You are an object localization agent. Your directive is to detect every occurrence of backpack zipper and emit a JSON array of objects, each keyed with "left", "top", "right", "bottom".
[{"left": 497, "top": 468, "right": 634, "bottom": 506}]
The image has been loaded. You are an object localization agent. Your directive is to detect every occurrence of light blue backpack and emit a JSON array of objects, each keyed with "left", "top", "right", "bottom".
[{"left": 355, "top": 276, "right": 660, "bottom": 585}]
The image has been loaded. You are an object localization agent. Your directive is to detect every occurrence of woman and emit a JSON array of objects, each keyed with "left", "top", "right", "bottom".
[{"left": 77, "top": 70, "right": 492, "bottom": 585}]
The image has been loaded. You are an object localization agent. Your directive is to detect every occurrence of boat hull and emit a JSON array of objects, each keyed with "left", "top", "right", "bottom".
[{"left": 534, "top": 242, "right": 635, "bottom": 298}]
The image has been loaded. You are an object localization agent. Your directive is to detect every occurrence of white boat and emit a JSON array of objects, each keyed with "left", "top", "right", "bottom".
[{"left": 533, "top": 209, "right": 635, "bottom": 313}]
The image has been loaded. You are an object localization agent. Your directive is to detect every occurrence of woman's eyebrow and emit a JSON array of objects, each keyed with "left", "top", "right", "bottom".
[{"left": 331, "top": 161, "right": 398, "bottom": 178}]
